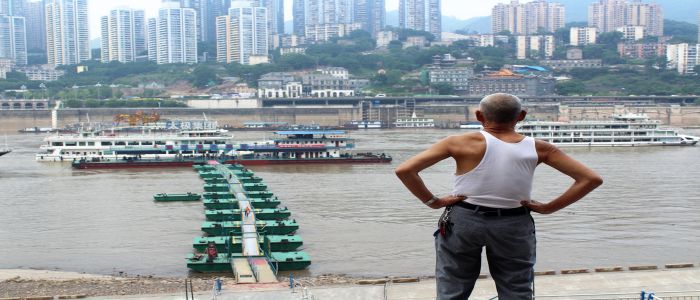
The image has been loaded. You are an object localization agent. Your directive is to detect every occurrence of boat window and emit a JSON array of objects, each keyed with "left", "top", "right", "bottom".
[
  {"left": 52, "top": 142, "right": 63, "bottom": 146},
  {"left": 78, "top": 142, "right": 86, "bottom": 146},
  {"left": 101, "top": 142, "right": 112, "bottom": 146},
  {"left": 155, "top": 141, "right": 166, "bottom": 145},
  {"left": 115, "top": 141, "right": 126, "bottom": 146},
  {"left": 65, "top": 142, "right": 77, "bottom": 146},
  {"left": 142, "top": 141, "right": 153, "bottom": 145},
  {"left": 87, "top": 142, "right": 94, "bottom": 146},
  {"left": 128, "top": 142, "right": 139, "bottom": 146}
]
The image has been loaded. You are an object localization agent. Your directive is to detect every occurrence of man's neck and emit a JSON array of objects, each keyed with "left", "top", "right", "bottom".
[{"left": 483, "top": 124, "right": 517, "bottom": 135}]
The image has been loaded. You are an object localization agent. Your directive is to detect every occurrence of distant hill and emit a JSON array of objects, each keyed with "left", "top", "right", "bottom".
[{"left": 386, "top": 10, "right": 491, "bottom": 33}]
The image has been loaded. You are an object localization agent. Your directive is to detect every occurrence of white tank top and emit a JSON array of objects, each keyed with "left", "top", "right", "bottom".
[{"left": 451, "top": 131, "right": 538, "bottom": 208}]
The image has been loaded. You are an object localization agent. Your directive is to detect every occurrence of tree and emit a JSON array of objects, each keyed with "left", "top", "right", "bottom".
[
  {"left": 555, "top": 81, "right": 586, "bottom": 95},
  {"left": 431, "top": 83, "right": 455, "bottom": 95},
  {"left": 190, "top": 65, "right": 220, "bottom": 88},
  {"left": 597, "top": 32, "right": 623, "bottom": 47}
]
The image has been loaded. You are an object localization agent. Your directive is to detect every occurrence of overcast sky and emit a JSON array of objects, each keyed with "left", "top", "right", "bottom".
[{"left": 88, "top": 0, "right": 506, "bottom": 39}]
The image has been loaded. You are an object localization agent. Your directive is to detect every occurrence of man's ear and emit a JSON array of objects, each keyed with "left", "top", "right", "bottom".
[
  {"left": 517, "top": 110, "right": 527, "bottom": 122},
  {"left": 476, "top": 110, "right": 484, "bottom": 122}
]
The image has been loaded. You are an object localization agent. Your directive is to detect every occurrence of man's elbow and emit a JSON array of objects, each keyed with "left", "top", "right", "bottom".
[
  {"left": 588, "top": 174, "right": 603, "bottom": 189},
  {"left": 394, "top": 164, "right": 413, "bottom": 179}
]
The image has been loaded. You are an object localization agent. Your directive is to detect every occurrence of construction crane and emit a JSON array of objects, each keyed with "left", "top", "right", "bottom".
[{"left": 113, "top": 111, "right": 160, "bottom": 126}]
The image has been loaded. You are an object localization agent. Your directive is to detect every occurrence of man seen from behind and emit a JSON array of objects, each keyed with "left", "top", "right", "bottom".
[{"left": 395, "top": 93, "right": 603, "bottom": 299}]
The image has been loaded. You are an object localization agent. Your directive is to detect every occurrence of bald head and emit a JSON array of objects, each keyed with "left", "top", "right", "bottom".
[{"left": 478, "top": 93, "right": 523, "bottom": 124}]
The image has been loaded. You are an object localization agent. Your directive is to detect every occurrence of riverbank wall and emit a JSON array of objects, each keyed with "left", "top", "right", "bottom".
[{"left": 1, "top": 104, "right": 699, "bottom": 132}]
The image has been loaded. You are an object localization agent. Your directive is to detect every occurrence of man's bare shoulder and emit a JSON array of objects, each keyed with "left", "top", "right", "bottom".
[
  {"left": 534, "top": 139, "right": 560, "bottom": 162},
  {"left": 445, "top": 132, "right": 485, "bottom": 145}
]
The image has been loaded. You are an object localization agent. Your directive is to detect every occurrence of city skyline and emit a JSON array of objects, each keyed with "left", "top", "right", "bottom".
[{"left": 86, "top": 0, "right": 512, "bottom": 39}]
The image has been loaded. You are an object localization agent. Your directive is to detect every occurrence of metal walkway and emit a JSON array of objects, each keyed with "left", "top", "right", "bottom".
[{"left": 210, "top": 161, "right": 278, "bottom": 284}]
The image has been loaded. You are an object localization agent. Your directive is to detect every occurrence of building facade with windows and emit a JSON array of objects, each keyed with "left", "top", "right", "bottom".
[
  {"left": 0, "top": 14, "right": 27, "bottom": 65},
  {"left": 149, "top": 2, "right": 198, "bottom": 64},
  {"left": 492, "top": 0, "right": 565, "bottom": 35},
  {"left": 100, "top": 9, "right": 146, "bottom": 63},
  {"left": 399, "top": 0, "right": 441, "bottom": 40},
  {"left": 45, "top": 0, "right": 90, "bottom": 66},
  {"left": 215, "top": 1, "right": 268, "bottom": 65},
  {"left": 588, "top": 0, "right": 662, "bottom": 36},
  {"left": 570, "top": 27, "right": 597, "bottom": 46}
]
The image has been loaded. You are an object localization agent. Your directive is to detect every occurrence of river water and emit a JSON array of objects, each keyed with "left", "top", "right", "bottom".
[{"left": 0, "top": 129, "right": 699, "bottom": 278}]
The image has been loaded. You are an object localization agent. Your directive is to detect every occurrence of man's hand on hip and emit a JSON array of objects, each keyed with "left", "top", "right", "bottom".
[
  {"left": 520, "top": 200, "right": 554, "bottom": 214},
  {"left": 428, "top": 195, "right": 467, "bottom": 209}
]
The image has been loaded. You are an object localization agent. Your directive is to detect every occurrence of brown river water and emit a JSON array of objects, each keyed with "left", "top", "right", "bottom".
[{"left": 0, "top": 129, "right": 699, "bottom": 277}]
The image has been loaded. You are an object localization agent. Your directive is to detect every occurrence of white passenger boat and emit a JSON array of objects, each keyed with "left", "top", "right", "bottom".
[
  {"left": 36, "top": 121, "right": 237, "bottom": 162},
  {"left": 517, "top": 114, "right": 698, "bottom": 147},
  {"left": 394, "top": 112, "right": 435, "bottom": 128},
  {"left": 350, "top": 120, "right": 383, "bottom": 129}
]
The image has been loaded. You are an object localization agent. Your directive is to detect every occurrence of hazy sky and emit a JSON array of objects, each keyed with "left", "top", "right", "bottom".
[{"left": 88, "top": 0, "right": 505, "bottom": 39}]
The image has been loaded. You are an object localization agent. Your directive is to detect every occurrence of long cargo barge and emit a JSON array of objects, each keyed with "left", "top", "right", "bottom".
[{"left": 71, "top": 154, "right": 391, "bottom": 169}]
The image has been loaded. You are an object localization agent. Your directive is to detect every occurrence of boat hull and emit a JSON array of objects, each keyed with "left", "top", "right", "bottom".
[
  {"left": 71, "top": 156, "right": 392, "bottom": 169},
  {"left": 193, "top": 236, "right": 303, "bottom": 252},
  {"left": 154, "top": 193, "right": 201, "bottom": 201},
  {"left": 201, "top": 221, "right": 298, "bottom": 236},
  {"left": 223, "top": 157, "right": 392, "bottom": 166}
]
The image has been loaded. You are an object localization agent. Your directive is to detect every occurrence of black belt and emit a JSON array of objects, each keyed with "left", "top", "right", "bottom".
[{"left": 454, "top": 201, "right": 529, "bottom": 217}]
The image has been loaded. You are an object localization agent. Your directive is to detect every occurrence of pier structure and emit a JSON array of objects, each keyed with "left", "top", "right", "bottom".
[
  {"left": 211, "top": 161, "right": 277, "bottom": 284},
  {"left": 186, "top": 161, "right": 310, "bottom": 282}
]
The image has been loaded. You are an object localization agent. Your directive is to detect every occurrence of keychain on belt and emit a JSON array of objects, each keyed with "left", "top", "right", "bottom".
[{"left": 438, "top": 205, "right": 453, "bottom": 237}]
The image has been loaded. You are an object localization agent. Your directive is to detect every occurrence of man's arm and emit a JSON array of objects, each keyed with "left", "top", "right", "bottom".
[
  {"left": 521, "top": 141, "right": 603, "bottom": 214},
  {"left": 395, "top": 137, "right": 466, "bottom": 209}
]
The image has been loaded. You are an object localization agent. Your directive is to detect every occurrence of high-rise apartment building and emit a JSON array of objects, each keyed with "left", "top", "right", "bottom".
[
  {"left": 216, "top": 1, "right": 268, "bottom": 65},
  {"left": 570, "top": 27, "right": 597, "bottom": 46},
  {"left": 293, "top": 0, "right": 305, "bottom": 36},
  {"left": 302, "top": 0, "right": 361, "bottom": 42},
  {"left": 100, "top": 9, "right": 146, "bottom": 63},
  {"left": 399, "top": 0, "right": 441, "bottom": 40},
  {"left": 0, "top": 0, "right": 25, "bottom": 16},
  {"left": 24, "top": 0, "right": 44, "bottom": 51},
  {"left": 516, "top": 35, "right": 554, "bottom": 59},
  {"left": 0, "top": 15, "right": 26, "bottom": 65},
  {"left": 666, "top": 43, "right": 700, "bottom": 75},
  {"left": 45, "top": 0, "right": 90, "bottom": 66},
  {"left": 492, "top": 0, "right": 565, "bottom": 35},
  {"left": 353, "top": 0, "right": 385, "bottom": 36},
  {"left": 588, "top": 0, "right": 663, "bottom": 36},
  {"left": 626, "top": 1, "right": 663, "bottom": 37},
  {"left": 149, "top": 2, "right": 198, "bottom": 64},
  {"left": 205, "top": 0, "right": 230, "bottom": 44},
  {"left": 258, "top": 0, "right": 284, "bottom": 35}
]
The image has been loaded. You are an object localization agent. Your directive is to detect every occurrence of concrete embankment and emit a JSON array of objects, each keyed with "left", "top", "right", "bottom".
[
  {"left": 3, "top": 265, "right": 699, "bottom": 300},
  {"left": 1, "top": 104, "right": 699, "bottom": 132}
]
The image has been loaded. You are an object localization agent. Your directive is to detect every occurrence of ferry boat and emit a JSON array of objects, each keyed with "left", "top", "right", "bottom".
[
  {"left": 517, "top": 114, "right": 699, "bottom": 147},
  {"left": 232, "top": 130, "right": 392, "bottom": 165},
  {"left": 37, "top": 121, "right": 236, "bottom": 162},
  {"left": 394, "top": 112, "right": 435, "bottom": 128},
  {"left": 459, "top": 121, "right": 483, "bottom": 130},
  {"left": 348, "top": 120, "right": 384, "bottom": 129},
  {"left": 70, "top": 130, "right": 392, "bottom": 168}
]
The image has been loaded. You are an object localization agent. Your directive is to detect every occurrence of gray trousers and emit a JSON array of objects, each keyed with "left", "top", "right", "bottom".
[{"left": 435, "top": 205, "right": 536, "bottom": 300}]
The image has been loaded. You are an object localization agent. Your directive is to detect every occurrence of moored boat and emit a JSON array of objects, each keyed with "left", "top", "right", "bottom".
[
  {"left": 202, "top": 197, "right": 281, "bottom": 209},
  {"left": 37, "top": 120, "right": 235, "bottom": 162},
  {"left": 204, "top": 208, "right": 291, "bottom": 221},
  {"left": 186, "top": 252, "right": 310, "bottom": 272},
  {"left": 153, "top": 193, "right": 201, "bottom": 202},
  {"left": 192, "top": 235, "right": 303, "bottom": 253},
  {"left": 518, "top": 114, "right": 699, "bottom": 147},
  {"left": 270, "top": 252, "right": 312, "bottom": 271},
  {"left": 201, "top": 220, "right": 299, "bottom": 236}
]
